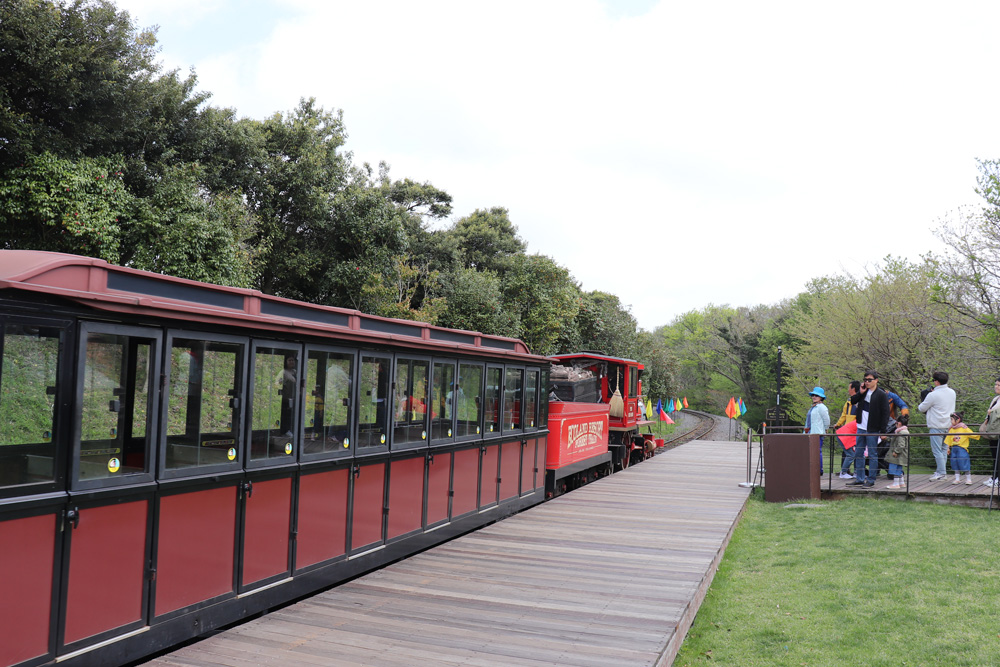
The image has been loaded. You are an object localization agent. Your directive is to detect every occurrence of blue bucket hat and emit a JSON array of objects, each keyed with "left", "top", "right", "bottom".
[{"left": 809, "top": 386, "right": 826, "bottom": 399}]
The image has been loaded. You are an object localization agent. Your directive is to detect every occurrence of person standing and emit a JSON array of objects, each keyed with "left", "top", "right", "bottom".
[
  {"left": 847, "top": 371, "right": 890, "bottom": 488},
  {"left": 834, "top": 381, "right": 861, "bottom": 478},
  {"left": 918, "top": 371, "right": 957, "bottom": 481},
  {"left": 805, "top": 387, "right": 830, "bottom": 473},
  {"left": 880, "top": 390, "right": 910, "bottom": 479},
  {"left": 947, "top": 411, "right": 979, "bottom": 485},
  {"left": 980, "top": 378, "right": 1000, "bottom": 488},
  {"left": 886, "top": 414, "right": 910, "bottom": 490}
]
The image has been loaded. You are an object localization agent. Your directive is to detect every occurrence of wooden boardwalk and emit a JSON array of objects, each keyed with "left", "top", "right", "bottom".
[
  {"left": 822, "top": 471, "right": 1000, "bottom": 507},
  {"left": 143, "top": 440, "right": 753, "bottom": 667}
]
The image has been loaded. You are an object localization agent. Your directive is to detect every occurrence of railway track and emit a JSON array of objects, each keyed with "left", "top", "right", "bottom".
[{"left": 656, "top": 409, "right": 717, "bottom": 450}]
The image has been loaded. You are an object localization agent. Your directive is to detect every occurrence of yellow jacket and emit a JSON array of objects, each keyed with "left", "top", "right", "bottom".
[
  {"left": 947, "top": 424, "right": 980, "bottom": 451},
  {"left": 834, "top": 400, "right": 856, "bottom": 428}
]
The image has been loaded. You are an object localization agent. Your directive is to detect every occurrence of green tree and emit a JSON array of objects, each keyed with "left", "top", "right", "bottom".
[
  {"left": 451, "top": 207, "right": 526, "bottom": 273},
  {"left": 0, "top": 152, "right": 131, "bottom": 261},
  {"left": 934, "top": 158, "right": 1000, "bottom": 362},
  {"left": 786, "top": 257, "right": 990, "bottom": 421},
  {"left": 500, "top": 254, "right": 580, "bottom": 356},
  {"left": 436, "top": 267, "right": 519, "bottom": 337},
  {"left": 127, "top": 162, "right": 258, "bottom": 287},
  {"left": 572, "top": 291, "right": 638, "bottom": 359},
  {"left": 0, "top": 0, "right": 160, "bottom": 167},
  {"left": 634, "top": 330, "right": 679, "bottom": 404}
]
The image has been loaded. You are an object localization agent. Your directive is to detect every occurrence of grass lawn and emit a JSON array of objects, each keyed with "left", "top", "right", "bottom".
[{"left": 674, "top": 490, "right": 1000, "bottom": 666}]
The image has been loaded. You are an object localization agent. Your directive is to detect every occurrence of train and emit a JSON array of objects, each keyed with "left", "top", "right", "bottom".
[{"left": 0, "top": 251, "right": 659, "bottom": 667}]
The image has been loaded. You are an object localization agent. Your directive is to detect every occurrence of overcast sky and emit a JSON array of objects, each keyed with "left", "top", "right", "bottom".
[{"left": 113, "top": 0, "right": 1000, "bottom": 331}]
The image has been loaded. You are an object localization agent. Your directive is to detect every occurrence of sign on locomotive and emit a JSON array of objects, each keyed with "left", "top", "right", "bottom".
[{"left": 0, "top": 251, "right": 655, "bottom": 667}]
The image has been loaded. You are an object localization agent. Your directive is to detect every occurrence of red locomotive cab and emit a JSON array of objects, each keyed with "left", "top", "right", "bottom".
[{"left": 549, "top": 353, "right": 650, "bottom": 472}]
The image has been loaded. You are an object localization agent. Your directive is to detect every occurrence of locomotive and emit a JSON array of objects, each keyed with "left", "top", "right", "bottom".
[{"left": 0, "top": 251, "right": 658, "bottom": 667}]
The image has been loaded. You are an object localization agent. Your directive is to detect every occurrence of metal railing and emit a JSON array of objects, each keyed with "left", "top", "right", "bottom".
[{"left": 741, "top": 426, "right": 1000, "bottom": 510}]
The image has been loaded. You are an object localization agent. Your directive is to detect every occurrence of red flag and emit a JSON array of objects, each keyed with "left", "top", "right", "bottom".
[{"left": 725, "top": 397, "right": 737, "bottom": 419}]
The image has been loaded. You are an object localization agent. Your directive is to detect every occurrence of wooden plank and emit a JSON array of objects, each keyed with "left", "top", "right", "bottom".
[{"left": 146, "top": 440, "right": 753, "bottom": 667}]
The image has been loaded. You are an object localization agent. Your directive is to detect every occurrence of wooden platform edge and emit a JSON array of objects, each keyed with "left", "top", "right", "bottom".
[{"left": 655, "top": 480, "right": 751, "bottom": 667}]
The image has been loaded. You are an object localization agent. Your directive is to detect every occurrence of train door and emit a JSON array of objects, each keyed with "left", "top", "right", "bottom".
[
  {"left": 349, "top": 353, "right": 391, "bottom": 553},
  {"left": 511, "top": 367, "right": 541, "bottom": 499},
  {"left": 238, "top": 341, "right": 301, "bottom": 593},
  {"left": 386, "top": 355, "right": 431, "bottom": 542},
  {"left": 0, "top": 316, "right": 70, "bottom": 667},
  {"left": 295, "top": 345, "right": 355, "bottom": 572},
  {"left": 152, "top": 331, "right": 247, "bottom": 622},
  {"left": 473, "top": 365, "right": 503, "bottom": 512},
  {"left": 59, "top": 322, "right": 161, "bottom": 656}
]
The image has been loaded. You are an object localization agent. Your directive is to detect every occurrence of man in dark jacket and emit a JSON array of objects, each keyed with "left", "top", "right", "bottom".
[{"left": 846, "top": 370, "right": 890, "bottom": 487}]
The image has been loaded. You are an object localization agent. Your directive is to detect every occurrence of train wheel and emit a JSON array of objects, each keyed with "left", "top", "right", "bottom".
[{"left": 619, "top": 446, "right": 630, "bottom": 470}]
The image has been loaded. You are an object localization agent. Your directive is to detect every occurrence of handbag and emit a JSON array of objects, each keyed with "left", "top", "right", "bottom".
[
  {"left": 836, "top": 420, "right": 857, "bottom": 449},
  {"left": 982, "top": 398, "right": 1000, "bottom": 436}
]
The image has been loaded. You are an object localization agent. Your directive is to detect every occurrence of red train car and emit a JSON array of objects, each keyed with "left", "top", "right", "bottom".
[
  {"left": 0, "top": 251, "right": 552, "bottom": 667},
  {"left": 549, "top": 352, "right": 650, "bottom": 472}
]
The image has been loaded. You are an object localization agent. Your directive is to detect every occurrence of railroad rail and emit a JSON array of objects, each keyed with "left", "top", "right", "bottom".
[{"left": 656, "top": 409, "right": 717, "bottom": 450}]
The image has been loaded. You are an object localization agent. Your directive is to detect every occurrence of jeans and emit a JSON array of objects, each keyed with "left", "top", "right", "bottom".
[
  {"left": 950, "top": 446, "right": 971, "bottom": 474},
  {"left": 840, "top": 442, "right": 854, "bottom": 474},
  {"left": 854, "top": 430, "right": 879, "bottom": 483},
  {"left": 888, "top": 462, "right": 904, "bottom": 477},
  {"left": 929, "top": 427, "right": 948, "bottom": 475}
]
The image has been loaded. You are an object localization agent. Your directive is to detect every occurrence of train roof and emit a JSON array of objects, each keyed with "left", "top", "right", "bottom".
[
  {"left": 551, "top": 352, "right": 643, "bottom": 367},
  {"left": 0, "top": 250, "right": 548, "bottom": 362}
]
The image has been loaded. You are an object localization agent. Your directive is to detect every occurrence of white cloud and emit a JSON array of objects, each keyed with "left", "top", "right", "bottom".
[{"left": 114, "top": 0, "right": 1000, "bottom": 330}]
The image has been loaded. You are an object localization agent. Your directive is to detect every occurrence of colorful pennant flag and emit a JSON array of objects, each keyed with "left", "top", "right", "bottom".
[
  {"left": 739, "top": 398, "right": 747, "bottom": 415},
  {"left": 646, "top": 399, "right": 653, "bottom": 419},
  {"left": 675, "top": 398, "right": 683, "bottom": 411},
  {"left": 683, "top": 396, "right": 689, "bottom": 408},
  {"left": 725, "top": 397, "right": 738, "bottom": 419},
  {"left": 658, "top": 400, "right": 669, "bottom": 421},
  {"left": 662, "top": 412, "right": 674, "bottom": 424},
  {"left": 666, "top": 398, "right": 675, "bottom": 413}
]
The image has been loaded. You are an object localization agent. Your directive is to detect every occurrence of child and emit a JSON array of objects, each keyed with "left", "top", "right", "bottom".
[
  {"left": 886, "top": 414, "right": 909, "bottom": 489},
  {"left": 947, "top": 411, "right": 980, "bottom": 485}
]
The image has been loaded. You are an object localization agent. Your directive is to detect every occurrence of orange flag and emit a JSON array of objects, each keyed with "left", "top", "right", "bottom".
[
  {"left": 683, "top": 396, "right": 689, "bottom": 408},
  {"left": 725, "top": 397, "right": 737, "bottom": 419}
]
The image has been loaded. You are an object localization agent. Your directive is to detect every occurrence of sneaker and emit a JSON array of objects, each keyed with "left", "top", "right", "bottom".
[
  {"left": 966, "top": 479, "right": 973, "bottom": 485},
  {"left": 930, "top": 472, "right": 945, "bottom": 481},
  {"left": 838, "top": 472, "right": 854, "bottom": 479},
  {"left": 846, "top": 479, "right": 865, "bottom": 486},
  {"left": 863, "top": 480, "right": 874, "bottom": 487},
  {"left": 888, "top": 482, "right": 903, "bottom": 489},
  {"left": 951, "top": 478, "right": 960, "bottom": 485},
  {"left": 985, "top": 478, "right": 996, "bottom": 487}
]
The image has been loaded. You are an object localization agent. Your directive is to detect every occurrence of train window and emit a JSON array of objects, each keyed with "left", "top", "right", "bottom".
[
  {"left": 163, "top": 336, "right": 245, "bottom": 472},
  {"left": 484, "top": 366, "right": 502, "bottom": 434},
  {"left": 393, "top": 357, "right": 429, "bottom": 448},
  {"left": 629, "top": 365, "right": 638, "bottom": 398},
  {"left": 303, "top": 348, "right": 354, "bottom": 457},
  {"left": 430, "top": 360, "right": 456, "bottom": 442},
  {"left": 77, "top": 326, "right": 160, "bottom": 485},
  {"left": 357, "top": 354, "right": 390, "bottom": 451},
  {"left": 455, "top": 363, "right": 483, "bottom": 439},
  {"left": 249, "top": 345, "right": 300, "bottom": 463},
  {"left": 0, "top": 323, "right": 63, "bottom": 490},
  {"left": 539, "top": 366, "right": 550, "bottom": 426},
  {"left": 503, "top": 368, "right": 524, "bottom": 433},
  {"left": 524, "top": 369, "right": 539, "bottom": 429}
]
